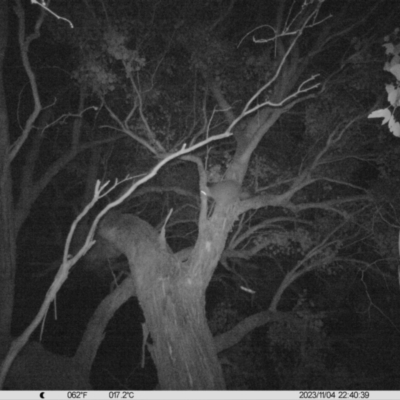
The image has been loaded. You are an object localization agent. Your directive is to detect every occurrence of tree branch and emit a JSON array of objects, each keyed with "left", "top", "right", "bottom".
[{"left": 8, "top": 0, "right": 45, "bottom": 162}]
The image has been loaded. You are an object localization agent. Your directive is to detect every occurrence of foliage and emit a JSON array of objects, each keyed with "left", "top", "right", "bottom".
[
  {"left": 208, "top": 300, "right": 240, "bottom": 335},
  {"left": 268, "top": 300, "right": 329, "bottom": 389},
  {"left": 369, "top": 28, "right": 400, "bottom": 136}
]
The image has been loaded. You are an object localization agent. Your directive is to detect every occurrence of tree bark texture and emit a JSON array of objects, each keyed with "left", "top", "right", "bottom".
[
  {"left": 98, "top": 211, "right": 226, "bottom": 390},
  {"left": 0, "top": 0, "right": 16, "bottom": 359}
]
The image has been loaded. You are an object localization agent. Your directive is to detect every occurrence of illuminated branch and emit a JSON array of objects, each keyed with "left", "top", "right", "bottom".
[
  {"left": 31, "top": 0, "right": 73, "bottom": 28},
  {"left": 8, "top": 0, "right": 45, "bottom": 162}
]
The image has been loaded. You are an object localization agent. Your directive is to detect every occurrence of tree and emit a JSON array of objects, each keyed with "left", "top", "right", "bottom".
[
  {"left": 0, "top": 0, "right": 125, "bottom": 387},
  {"left": 0, "top": 0, "right": 15, "bottom": 360},
  {"left": 2, "top": 0, "right": 400, "bottom": 390}
]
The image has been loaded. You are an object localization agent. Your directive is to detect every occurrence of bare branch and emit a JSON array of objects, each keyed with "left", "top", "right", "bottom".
[
  {"left": 127, "top": 73, "right": 164, "bottom": 151},
  {"left": 310, "top": 114, "right": 367, "bottom": 170},
  {"left": 8, "top": 0, "right": 45, "bottom": 162},
  {"left": 102, "top": 102, "right": 160, "bottom": 155},
  {"left": 31, "top": 0, "right": 73, "bottom": 28}
]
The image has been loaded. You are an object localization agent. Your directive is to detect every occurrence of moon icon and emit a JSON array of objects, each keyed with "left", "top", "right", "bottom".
[{"left": 40, "top": 392, "right": 45, "bottom": 399}]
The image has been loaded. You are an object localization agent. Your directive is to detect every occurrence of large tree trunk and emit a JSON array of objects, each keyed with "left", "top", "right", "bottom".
[
  {"left": 0, "top": 0, "right": 16, "bottom": 359},
  {"left": 98, "top": 211, "right": 226, "bottom": 389},
  {"left": 141, "top": 276, "right": 223, "bottom": 389},
  {"left": 5, "top": 275, "right": 136, "bottom": 389}
]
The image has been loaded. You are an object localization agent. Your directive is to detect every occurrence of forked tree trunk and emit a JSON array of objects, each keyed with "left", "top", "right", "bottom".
[{"left": 98, "top": 212, "right": 226, "bottom": 390}]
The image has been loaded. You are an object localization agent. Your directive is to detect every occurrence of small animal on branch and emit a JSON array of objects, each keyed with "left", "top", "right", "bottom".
[{"left": 201, "top": 180, "right": 250, "bottom": 206}]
